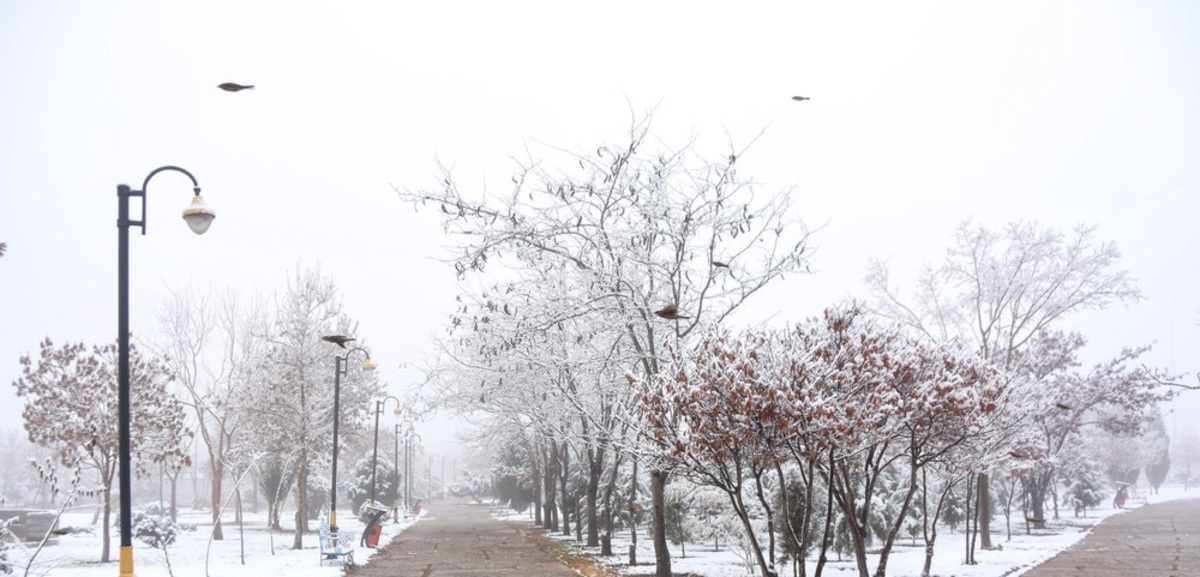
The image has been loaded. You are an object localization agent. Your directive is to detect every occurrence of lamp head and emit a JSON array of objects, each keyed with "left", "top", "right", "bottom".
[
  {"left": 393, "top": 406, "right": 403, "bottom": 416},
  {"left": 182, "top": 189, "right": 216, "bottom": 235},
  {"left": 363, "top": 357, "right": 376, "bottom": 371}
]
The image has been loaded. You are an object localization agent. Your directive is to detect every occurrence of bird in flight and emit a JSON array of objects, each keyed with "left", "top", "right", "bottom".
[
  {"left": 791, "top": 95, "right": 810, "bottom": 101},
  {"left": 321, "top": 335, "right": 355, "bottom": 348},
  {"left": 218, "top": 82, "right": 255, "bottom": 92},
  {"left": 654, "top": 304, "right": 690, "bottom": 320}
]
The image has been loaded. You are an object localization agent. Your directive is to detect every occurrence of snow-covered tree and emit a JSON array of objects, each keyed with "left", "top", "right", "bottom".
[
  {"left": 1170, "top": 429, "right": 1200, "bottom": 491},
  {"left": 397, "top": 114, "right": 812, "bottom": 576},
  {"left": 1006, "top": 330, "right": 1173, "bottom": 525},
  {"left": 245, "top": 265, "right": 381, "bottom": 549},
  {"left": 867, "top": 220, "right": 1144, "bottom": 553},
  {"left": 1062, "top": 465, "right": 1105, "bottom": 517},
  {"left": 344, "top": 453, "right": 399, "bottom": 518},
  {"left": 636, "top": 304, "right": 1002, "bottom": 577},
  {"left": 257, "top": 455, "right": 294, "bottom": 530},
  {"left": 153, "top": 287, "right": 266, "bottom": 538},
  {"left": 13, "top": 338, "right": 189, "bottom": 562}
]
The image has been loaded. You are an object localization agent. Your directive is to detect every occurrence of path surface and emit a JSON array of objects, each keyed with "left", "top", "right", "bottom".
[
  {"left": 1022, "top": 496, "right": 1200, "bottom": 577},
  {"left": 347, "top": 498, "right": 578, "bottom": 577}
]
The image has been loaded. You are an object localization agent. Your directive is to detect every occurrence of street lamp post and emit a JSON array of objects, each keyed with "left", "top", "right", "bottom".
[
  {"left": 393, "top": 423, "right": 402, "bottom": 522},
  {"left": 116, "top": 165, "right": 215, "bottom": 577},
  {"left": 405, "top": 430, "right": 421, "bottom": 516},
  {"left": 370, "top": 396, "right": 402, "bottom": 505},
  {"left": 321, "top": 337, "right": 374, "bottom": 537}
]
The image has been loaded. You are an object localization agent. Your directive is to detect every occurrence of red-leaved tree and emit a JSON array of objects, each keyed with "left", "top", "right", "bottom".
[{"left": 13, "top": 337, "right": 190, "bottom": 562}]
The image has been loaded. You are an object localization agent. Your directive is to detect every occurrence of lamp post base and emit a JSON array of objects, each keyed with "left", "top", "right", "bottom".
[{"left": 120, "top": 545, "right": 134, "bottom": 577}]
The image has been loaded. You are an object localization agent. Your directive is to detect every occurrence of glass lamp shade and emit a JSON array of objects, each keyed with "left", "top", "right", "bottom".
[
  {"left": 182, "top": 194, "right": 216, "bottom": 235},
  {"left": 363, "top": 358, "right": 376, "bottom": 371}
]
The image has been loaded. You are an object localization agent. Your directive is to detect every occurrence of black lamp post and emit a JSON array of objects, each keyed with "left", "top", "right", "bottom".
[
  {"left": 405, "top": 429, "right": 421, "bottom": 517},
  {"left": 116, "top": 165, "right": 215, "bottom": 577},
  {"left": 393, "top": 423, "right": 402, "bottom": 522},
  {"left": 370, "top": 396, "right": 402, "bottom": 505},
  {"left": 321, "top": 337, "right": 374, "bottom": 536}
]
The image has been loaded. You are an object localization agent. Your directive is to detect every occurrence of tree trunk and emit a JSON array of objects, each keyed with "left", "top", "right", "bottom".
[
  {"left": 601, "top": 452, "right": 621, "bottom": 556},
  {"left": 727, "top": 483, "right": 774, "bottom": 577},
  {"left": 293, "top": 456, "right": 308, "bottom": 549},
  {"left": 586, "top": 447, "right": 602, "bottom": 547},
  {"left": 628, "top": 459, "right": 638, "bottom": 566},
  {"left": 1024, "top": 471, "right": 1051, "bottom": 530},
  {"left": 814, "top": 449, "right": 837, "bottom": 577},
  {"left": 773, "top": 462, "right": 808, "bottom": 577},
  {"left": 100, "top": 486, "right": 111, "bottom": 563},
  {"left": 533, "top": 457, "right": 543, "bottom": 527},
  {"left": 650, "top": 469, "right": 671, "bottom": 577},
  {"left": 964, "top": 472, "right": 976, "bottom": 565},
  {"left": 871, "top": 463, "right": 919, "bottom": 577},
  {"left": 211, "top": 455, "right": 225, "bottom": 540},
  {"left": 169, "top": 473, "right": 179, "bottom": 522},
  {"left": 976, "top": 472, "right": 990, "bottom": 549},
  {"left": 544, "top": 445, "right": 558, "bottom": 531},
  {"left": 752, "top": 470, "right": 777, "bottom": 571},
  {"left": 560, "top": 441, "right": 571, "bottom": 537}
]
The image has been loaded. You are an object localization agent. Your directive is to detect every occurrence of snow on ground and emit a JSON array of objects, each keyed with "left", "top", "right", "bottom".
[
  {"left": 500, "top": 484, "right": 1200, "bottom": 577},
  {"left": 5, "top": 506, "right": 424, "bottom": 577},
  {"left": 7, "top": 485, "right": 1198, "bottom": 577}
]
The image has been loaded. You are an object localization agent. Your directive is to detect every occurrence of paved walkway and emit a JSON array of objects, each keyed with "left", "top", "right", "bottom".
[
  {"left": 347, "top": 498, "right": 579, "bottom": 577},
  {"left": 1023, "top": 496, "right": 1200, "bottom": 577}
]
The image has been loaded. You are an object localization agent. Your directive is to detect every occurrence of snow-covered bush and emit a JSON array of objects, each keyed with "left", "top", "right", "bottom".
[
  {"left": 130, "top": 503, "right": 178, "bottom": 548},
  {"left": 135, "top": 516, "right": 177, "bottom": 549},
  {"left": 0, "top": 516, "right": 12, "bottom": 575}
]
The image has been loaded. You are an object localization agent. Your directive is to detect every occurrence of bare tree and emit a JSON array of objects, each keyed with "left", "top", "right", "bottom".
[
  {"left": 154, "top": 287, "right": 264, "bottom": 539},
  {"left": 396, "top": 114, "right": 812, "bottom": 577},
  {"left": 867, "top": 220, "right": 1142, "bottom": 552}
]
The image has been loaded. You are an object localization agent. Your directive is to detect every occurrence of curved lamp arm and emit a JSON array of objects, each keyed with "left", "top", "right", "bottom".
[
  {"left": 378, "top": 395, "right": 403, "bottom": 416},
  {"left": 337, "top": 346, "right": 375, "bottom": 374},
  {"left": 129, "top": 165, "right": 214, "bottom": 236}
]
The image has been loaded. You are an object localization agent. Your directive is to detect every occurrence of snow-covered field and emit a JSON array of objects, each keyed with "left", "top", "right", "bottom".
[
  {"left": 4, "top": 507, "right": 421, "bottom": 577},
  {"left": 7, "top": 485, "right": 1198, "bottom": 577},
  {"left": 508, "top": 484, "right": 1200, "bottom": 577}
]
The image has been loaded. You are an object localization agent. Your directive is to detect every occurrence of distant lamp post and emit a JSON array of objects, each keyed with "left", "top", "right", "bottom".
[
  {"left": 404, "top": 428, "right": 421, "bottom": 517},
  {"left": 321, "top": 336, "right": 374, "bottom": 535},
  {"left": 116, "top": 165, "right": 214, "bottom": 577},
  {"left": 393, "top": 423, "right": 402, "bottom": 522},
  {"left": 370, "top": 396, "right": 402, "bottom": 505}
]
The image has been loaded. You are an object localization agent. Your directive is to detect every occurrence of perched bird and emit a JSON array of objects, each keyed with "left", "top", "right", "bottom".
[
  {"left": 654, "top": 304, "right": 690, "bottom": 320},
  {"left": 791, "top": 95, "right": 810, "bottom": 101},
  {"left": 711, "top": 260, "right": 728, "bottom": 268},
  {"left": 1055, "top": 402, "right": 1072, "bottom": 411},
  {"left": 218, "top": 82, "right": 255, "bottom": 92},
  {"left": 321, "top": 335, "right": 355, "bottom": 348}
]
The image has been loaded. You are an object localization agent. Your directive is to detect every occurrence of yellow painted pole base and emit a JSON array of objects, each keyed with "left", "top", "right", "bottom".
[{"left": 119, "top": 545, "right": 134, "bottom": 577}]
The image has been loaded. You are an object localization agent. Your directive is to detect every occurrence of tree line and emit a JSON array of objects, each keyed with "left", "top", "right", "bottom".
[
  {"left": 394, "top": 115, "right": 1178, "bottom": 577},
  {"left": 12, "top": 265, "right": 383, "bottom": 561}
]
